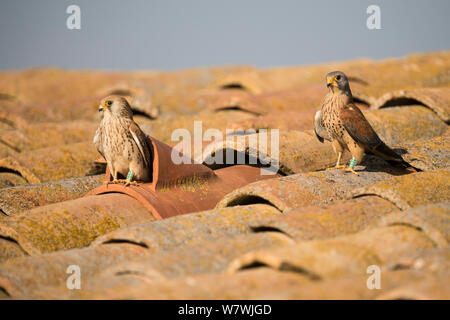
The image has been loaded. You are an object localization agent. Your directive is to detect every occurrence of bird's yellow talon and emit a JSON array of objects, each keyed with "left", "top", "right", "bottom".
[
  {"left": 124, "top": 180, "right": 138, "bottom": 187},
  {"left": 344, "top": 167, "right": 359, "bottom": 175}
]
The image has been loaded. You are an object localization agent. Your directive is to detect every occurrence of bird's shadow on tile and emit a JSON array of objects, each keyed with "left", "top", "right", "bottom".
[{"left": 358, "top": 155, "right": 412, "bottom": 176}]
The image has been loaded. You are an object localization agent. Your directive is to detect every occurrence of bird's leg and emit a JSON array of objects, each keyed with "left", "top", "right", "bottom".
[
  {"left": 326, "top": 152, "right": 347, "bottom": 170},
  {"left": 107, "top": 168, "right": 121, "bottom": 185},
  {"left": 344, "top": 157, "right": 359, "bottom": 175},
  {"left": 124, "top": 169, "right": 138, "bottom": 187}
]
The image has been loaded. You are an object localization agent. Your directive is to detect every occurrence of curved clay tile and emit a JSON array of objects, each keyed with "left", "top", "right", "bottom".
[
  {"left": 249, "top": 196, "right": 398, "bottom": 240},
  {"left": 0, "top": 142, "right": 101, "bottom": 185},
  {"left": 92, "top": 204, "right": 280, "bottom": 250},
  {"left": 24, "top": 267, "right": 309, "bottom": 300},
  {"left": 400, "top": 128, "right": 450, "bottom": 171},
  {"left": 0, "top": 175, "right": 103, "bottom": 216},
  {"left": 374, "top": 203, "right": 449, "bottom": 247},
  {"left": 95, "top": 232, "right": 292, "bottom": 280},
  {"left": 350, "top": 169, "right": 450, "bottom": 211},
  {"left": 226, "top": 225, "right": 436, "bottom": 280},
  {"left": 88, "top": 136, "right": 277, "bottom": 220},
  {"left": 0, "top": 194, "right": 153, "bottom": 256},
  {"left": 216, "top": 169, "right": 398, "bottom": 213},
  {"left": 365, "top": 106, "right": 447, "bottom": 146},
  {"left": 0, "top": 237, "right": 27, "bottom": 263},
  {"left": 0, "top": 243, "right": 149, "bottom": 299},
  {"left": 211, "top": 69, "right": 267, "bottom": 94},
  {"left": 375, "top": 276, "right": 450, "bottom": 300},
  {"left": 371, "top": 87, "right": 450, "bottom": 123}
]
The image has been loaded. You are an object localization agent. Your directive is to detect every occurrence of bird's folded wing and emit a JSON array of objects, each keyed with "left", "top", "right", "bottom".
[
  {"left": 339, "top": 103, "right": 383, "bottom": 149},
  {"left": 129, "top": 122, "right": 152, "bottom": 168}
]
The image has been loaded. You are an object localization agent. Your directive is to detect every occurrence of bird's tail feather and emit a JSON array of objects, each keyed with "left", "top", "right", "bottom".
[{"left": 372, "top": 143, "right": 416, "bottom": 170}]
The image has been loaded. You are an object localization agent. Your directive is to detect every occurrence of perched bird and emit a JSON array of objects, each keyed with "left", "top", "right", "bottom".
[
  {"left": 94, "top": 95, "right": 153, "bottom": 185},
  {"left": 314, "top": 71, "right": 411, "bottom": 174}
]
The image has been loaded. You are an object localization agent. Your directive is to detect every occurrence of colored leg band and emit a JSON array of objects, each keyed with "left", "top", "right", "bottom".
[
  {"left": 349, "top": 158, "right": 357, "bottom": 169},
  {"left": 126, "top": 170, "right": 134, "bottom": 180}
]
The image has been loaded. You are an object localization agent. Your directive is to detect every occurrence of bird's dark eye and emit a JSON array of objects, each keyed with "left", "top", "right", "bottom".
[
  {"left": 106, "top": 101, "right": 112, "bottom": 106},
  {"left": 335, "top": 75, "right": 342, "bottom": 81}
]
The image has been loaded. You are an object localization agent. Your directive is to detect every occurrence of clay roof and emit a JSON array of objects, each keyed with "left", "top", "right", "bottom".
[{"left": 0, "top": 51, "right": 449, "bottom": 300}]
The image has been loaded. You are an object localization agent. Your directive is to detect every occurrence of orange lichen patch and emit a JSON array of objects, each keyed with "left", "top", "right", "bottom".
[
  {"left": 0, "top": 243, "right": 149, "bottom": 298},
  {"left": 92, "top": 204, "right": 280, "bottom": 250},
  {"left": 227, "top": 225, "right": 436, "bottom": 279},
  {"left": 399, "top": 128, "right": 450, "bottom": 171},
  {"left": 371, "top": 87, "right": 450, "bottom": 123},
  {"left": 350, "top": 169, "right": 450, "bottom": 211},
  {"left": 375, "top": 203, "right": 450, "bottom": 247},
  {"left": 0, "top": 175, "right": 103, "bottom": 216},
  {"left": 0, "top": 142, "right": 101, "bottom": 184},
  {"left": 250, "top": 196, "right": 398, "bottom": 240},
  {"left": 0, "top": 194, "right": 153, "bottom": 256}
]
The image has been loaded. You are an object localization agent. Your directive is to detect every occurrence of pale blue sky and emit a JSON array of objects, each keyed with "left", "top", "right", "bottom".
[{"left": 0, "top": 0, "right": 449, "bottom": 70}]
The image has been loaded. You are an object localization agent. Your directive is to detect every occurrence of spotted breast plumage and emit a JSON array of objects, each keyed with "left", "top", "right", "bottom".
[
  {"left": 94, "top": 95, "right": 153, "bottom": 185},
  {"left": 314, "top": 71, "right": 412, "bottom": 174}
]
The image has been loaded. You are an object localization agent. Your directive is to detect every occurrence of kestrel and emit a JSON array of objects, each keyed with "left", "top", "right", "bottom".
[
  {"left": 314, "top": 71, "right": 410, "bottom": 174},
  {"left": 94, "top": 95, "right": 153, "bottom": 185}
]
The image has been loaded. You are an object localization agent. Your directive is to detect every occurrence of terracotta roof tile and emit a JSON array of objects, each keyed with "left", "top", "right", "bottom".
[
  {"left": 350, "top": 169, "right": 450, "bottom": 210},
  {"left": 0, "top": 175, "right": 103, "bottom": 216},
  {"left": 0, "top": 243, "right": 148, "bottom": 298},
  {"left": 375, "top": 203, "right": 450, "bottom": 247},
  {"left": 0, "top": 194, "right": 153, "bottom": 257},
  {"left": 92, "top": 204, "right": 280, "bottom": 250},
  {"left": 248, "top": 196, "right": 398, "bottom": 240},
  {"left": 216, "top": 169, "right": 401, "bottom": 212},
  {"left": 227, "top": 225, "right": 436, "bottom": 279},
  {"left": 400, "top": 128, "right": 450, "bottom": 171},
  {"left": 0, "top": 142, "right": 101, "bottom": 185},
  {"left": 371, "top": 87, "right": 450, "bottom": 123}
]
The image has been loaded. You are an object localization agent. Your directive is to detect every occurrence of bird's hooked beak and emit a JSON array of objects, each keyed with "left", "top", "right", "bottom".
[
  {"left": 326, "top": 77, "right": 336, "bottom": 88},
  {"left": 98, "top": 103, "right": 105, "bottom": 112}
]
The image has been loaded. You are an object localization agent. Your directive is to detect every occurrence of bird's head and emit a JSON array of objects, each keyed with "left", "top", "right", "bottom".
[
  {"left": 98, "top": 95, "right": 133, "bottom": 119},
  {"left": 326, "top": 71, "right": 351, "bottom": 94}
]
